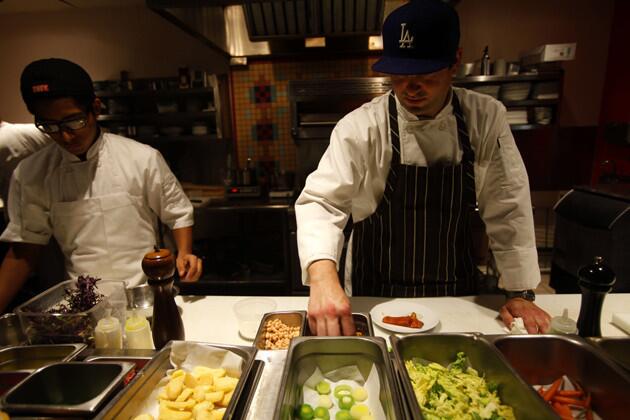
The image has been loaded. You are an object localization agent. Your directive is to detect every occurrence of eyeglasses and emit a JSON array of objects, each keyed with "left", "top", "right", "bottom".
[{"left": 35, "top": 115, "right": 88, "bottom": 134}]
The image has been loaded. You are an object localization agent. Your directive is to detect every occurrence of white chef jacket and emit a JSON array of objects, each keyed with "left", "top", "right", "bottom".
[
  {"left": 0, "top": 122, "right": 51, "bottom": 213},
  {"left": 0, "top": 131, "right": 194, "bottom": 286},
  {"left": 296, "top": 87, "right": 540, "bottom": 292}
]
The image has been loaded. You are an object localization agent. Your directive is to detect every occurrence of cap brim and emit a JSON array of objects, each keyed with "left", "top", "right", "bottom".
[{"left": 372, "top": 56, "right": 453, "bottom": 75}]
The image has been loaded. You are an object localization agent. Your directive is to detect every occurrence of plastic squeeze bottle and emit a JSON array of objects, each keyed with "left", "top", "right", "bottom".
[
  {"left": 125, "top": 310, "right": 154, "bottom": 349},
  {"left": 94, "top": 309, "right": 123, "bottom": 349},
  {"left": 549, "top": 308, "right": 578, "bottom": 334}
]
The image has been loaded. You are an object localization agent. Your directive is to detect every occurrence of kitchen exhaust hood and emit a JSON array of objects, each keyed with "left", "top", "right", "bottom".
[{"left": 147, "top": 0, "right": 390, "bottom": 59}]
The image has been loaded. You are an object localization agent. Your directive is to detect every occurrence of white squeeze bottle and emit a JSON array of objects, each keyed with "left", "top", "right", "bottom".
[
  {"left": 125, "top": 310, "right": 154, "bottom": 349},
  {"left": 94, "top": 309, "right": 123, "bottom": 349}
]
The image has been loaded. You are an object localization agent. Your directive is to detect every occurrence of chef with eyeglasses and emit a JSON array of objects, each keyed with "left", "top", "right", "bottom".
[{"left": 0, "top": 58, "right": 202, "bottom": 313}]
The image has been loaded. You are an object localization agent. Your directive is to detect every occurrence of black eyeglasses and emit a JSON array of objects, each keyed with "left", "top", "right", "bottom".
[{"left": 35, "top": 115, "right": 88, "bottom": 134}]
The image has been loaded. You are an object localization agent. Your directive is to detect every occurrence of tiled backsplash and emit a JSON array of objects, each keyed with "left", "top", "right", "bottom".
[{"left": 230, "top": 57, "right": 380, "bottom": 172}]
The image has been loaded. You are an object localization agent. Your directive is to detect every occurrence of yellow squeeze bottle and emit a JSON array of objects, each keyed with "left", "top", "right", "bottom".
[{"left": 125, "top": 310, "right": 154, "bottom": 349}]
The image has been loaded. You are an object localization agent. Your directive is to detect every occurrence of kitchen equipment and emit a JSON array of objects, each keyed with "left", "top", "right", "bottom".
[
  {"left": 124, "top": 311, "right": 154, "bottom": 349},
  {"left": 493, "top": 58, "right": 507, "bottom": 76},
  {"left": 192, "top": 122, "right": 208, "bottom": 136},
  {"left": 142, "top": 247, "right": 184, "bottom": 349},
  {"left": 391, "top": 333, "right": 557, "bottom": 420},
  {"left": 577, "top": 256, "right": 616, "bottom": 337},
  {"left": 156, "top": 100, "right": 178, "bottom": 113},
  {"left": 521, "top": 42, "right": 577, "bottom": 66},
  {"left": 549, "top": 308, "right": 578, "bottom": 334},
  {"left": 587, "top": 337, "right": 630, "bottom": 373},
  {"left": 233, "top": 297, "right": 277, "bottom": 340},
  {"left": 471, "top": 84, "right": 500, "bottom": 99},
  {"left": 370, "top": 300, "right": 439, "bottom": 333},
  {"left": 490, "top": 334, "right": 630, "bottom": 419},
  {"left": 84, "top": 353, "right": 154, "bottom": 372},
  {"left": 481, "top": 46, "right": 491, "bottom": 75},
  {"left": 534, "top": 106, "right": 552, "bottom": 124},
  {"left": 125, "top": 283, "right": 154, "bottom": 320},
  {"left": 1, "top": 361, "right": 135, "bottom": 416},
  {"left": 15, "top": 279, "right": 127, "bottom": 346},
  {"left": 274, "top": 336, "right": 405, "bottom": 419},
  {"left": 94, "top": 310, "right": 123, "bottom": 350},
  {"left": 0, "top": 314, "right": 25, "bottom": 347},
  {"left": 0, "top": 343, "right": 85, "bottom": 372},
  {"left": 95, "top": 341, "right": 261, "bottom": 420},
  {"left": 254, "top": 310, "right": 306, "bottom": 350},
  {"left": 500, "top": 82, "right": 532, "bottom": 101},
  {"left": 456, "top": 62, "right": 475, "bottom": 78},
  {"left": 304, "top": 312, "right": 375, "bottom": 337}
]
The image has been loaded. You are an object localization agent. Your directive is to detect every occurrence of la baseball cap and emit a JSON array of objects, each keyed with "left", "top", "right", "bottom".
[
  {"left": 20, "top": 58, "right": 95, "bottom": 111},
  {"left": 372, "top": 0, "right": 460, "bottom": 75}
]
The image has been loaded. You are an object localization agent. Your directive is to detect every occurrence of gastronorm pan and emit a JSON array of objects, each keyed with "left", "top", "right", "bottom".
[
  {"left": 0, "top": 343, "right": 86, "bottom": 372},
  {"left": 391, "top": 333, "right": 557, "bottom": 420},
  {"left": 254, "top": 310, "right": 307, "bottom": 350},
  {"left": 1, "top": 361, "right": 134, "bottom": 416},
  {"left": 587, "top": 336, "right": 630, "bottom": 373},
  {"left": 95, "top": 340, "right": 262, "bottom": 420},
  {"left": 274, "top": 336, "right": 405, "bottom": 420},
  {"left": 304, "top": 312, "right": 375, "bottom": 337},
  {"left": 490, "top": 334, "right": 630, "bottom": 419}
]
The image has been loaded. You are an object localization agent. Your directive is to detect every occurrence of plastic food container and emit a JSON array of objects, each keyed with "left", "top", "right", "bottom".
[
  {"left": 233, "top": 297, "right": 277, "bottom": 340},
  {"left": 304, "top": 312, "right": 375, "bottom": 337},
  {"left": 391, "top": 333, "right": 557, "bottom": 420},
  {"left": 15, "top": 280, "right": 127, "bottom": 346}
]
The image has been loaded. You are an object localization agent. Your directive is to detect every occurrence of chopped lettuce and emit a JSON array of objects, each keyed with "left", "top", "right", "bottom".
[{"left": 405, "top": 352, "right": 515, "bottom": 420}]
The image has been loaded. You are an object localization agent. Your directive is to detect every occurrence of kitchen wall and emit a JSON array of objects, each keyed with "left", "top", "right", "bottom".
[{"left": 0, "top": 6, "right": 229, "bottom": 123}]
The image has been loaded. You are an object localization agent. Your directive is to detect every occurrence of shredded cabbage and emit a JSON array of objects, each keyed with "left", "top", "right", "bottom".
[{"left": 405, "top": 352, "right": 516, "bottom": 420}]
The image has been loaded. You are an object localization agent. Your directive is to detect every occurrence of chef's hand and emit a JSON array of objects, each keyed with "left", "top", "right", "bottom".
[
  {"left": 177, "top": 253, "right": 202, "bottom": 282},
  {"left": 500, "top": 298, "right": 551, "bottom": 334},
  {"left": 307, "top": 260, "right": 356, "bottom": 336}
]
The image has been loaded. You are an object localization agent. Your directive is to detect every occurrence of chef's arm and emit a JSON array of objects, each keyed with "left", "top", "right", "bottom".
[
  {"left": 171, "top": 226, "right": 202, "bottom": 282},
  {"left": 0, "top": 243, "right": 42, "bottom": 313}
]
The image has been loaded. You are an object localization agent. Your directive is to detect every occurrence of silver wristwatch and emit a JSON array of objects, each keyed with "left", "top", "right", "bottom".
[{"left": 504, "top": 289, "right": 536, "bottom": 302}]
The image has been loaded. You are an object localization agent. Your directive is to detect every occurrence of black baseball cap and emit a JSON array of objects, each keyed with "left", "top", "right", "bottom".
[
  {"left": 372, "top": 0, "right": 460, "bottom": 75},
  {"left": 20, "top": 58, "right": 95, "bottom": 112}
]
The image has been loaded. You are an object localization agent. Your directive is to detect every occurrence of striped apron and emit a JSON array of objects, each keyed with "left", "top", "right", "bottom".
[{"left": 351, "top": 92, "right": 477, "bottom": 297}]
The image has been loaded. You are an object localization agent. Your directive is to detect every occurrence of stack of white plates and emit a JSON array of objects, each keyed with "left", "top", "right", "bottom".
[
  {"left": 471, "top": 85, "right": 500, "bottom": 99},
  {"left": 506, "top": 108, "right": 528, "bottom": 125},
  {"left": 500, "top": 83, "right": 531, "bottom": 101},
  {"left": 531, "top": 82, "right": 560, "bottom": 100}
]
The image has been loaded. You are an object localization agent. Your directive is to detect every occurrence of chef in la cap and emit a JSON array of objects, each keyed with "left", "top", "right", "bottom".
[
  {"left": 0, "top": 58, "right": 202, "bottom": 312},
  {"left": 296, "top": 0, "right": 551, "bottom": 335}
]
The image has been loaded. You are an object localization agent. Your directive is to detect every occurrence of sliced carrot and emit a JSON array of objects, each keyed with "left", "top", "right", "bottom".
[
  {"left": 558, "top": 390, "right": 584, "bottom": 397},
  {"left": 543, "top": 378, "right": 563, "bottom": 401},
  {"left": 584, "top": 392, "right": 592, "bottom": 408},
  {"left": 553, "top": 396, "right": 586, "bottom": 406},
  {"left": 552, "top": 402, "right": 574, "bottom": 419}
]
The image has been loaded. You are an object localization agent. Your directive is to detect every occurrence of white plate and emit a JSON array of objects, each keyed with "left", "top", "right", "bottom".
[{"left": 370, "top": 300, "right": 439, "bottom": 333}]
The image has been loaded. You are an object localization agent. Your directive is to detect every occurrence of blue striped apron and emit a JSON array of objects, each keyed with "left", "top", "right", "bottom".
[{"left": 351, "top": 91, "right": 477, "bottom": 297}]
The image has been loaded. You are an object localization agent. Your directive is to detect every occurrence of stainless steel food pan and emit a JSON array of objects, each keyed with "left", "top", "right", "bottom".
[
  {"left": 1, "top": 361, "right": 134, "bottom": 416},
  {"left": 95, "top": 341, "right": 261, "bottom": 420},
  {"left": 490, "top": 334, "right": 630, "bottom": 420},
  {"left": 254, "top": 310, "right": 307, "bottom": 350},
  {"left": 274, "top": 336, "right": 405, "bottom": 420},
  {"left": 84, "top": 352, "right": 154, "bottom": 372},
  {"left": 391, "top": 333, "right": 557, "bottom": 420},
  {"left": 304, "top": 312, "right": 375, "bottom": 336},
  {"left": 587, "top": 336, "right": 630, "bottom": 372},
  {"left": 0, "top": 343, "right": 86, "bottom": 372}
]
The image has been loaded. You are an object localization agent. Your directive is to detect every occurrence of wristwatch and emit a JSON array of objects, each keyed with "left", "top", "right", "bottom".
[{"left": 504, "top": 289, "right": 536, "bottom": 302}]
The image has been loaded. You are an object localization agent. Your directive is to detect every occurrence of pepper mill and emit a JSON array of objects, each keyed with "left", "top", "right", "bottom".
[
  {"left": 142, "top": 246, "right": 185, "bottom": 349},
  {"left": 576, "top": 256, "right": 616, "bottom": 337}
]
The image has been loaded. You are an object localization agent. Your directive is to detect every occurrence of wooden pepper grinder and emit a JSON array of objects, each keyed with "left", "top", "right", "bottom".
[{"left": 142, "top": 246, "right": 185, "bottom": 349}]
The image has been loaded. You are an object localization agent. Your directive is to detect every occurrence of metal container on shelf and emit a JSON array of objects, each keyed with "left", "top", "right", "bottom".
[
  {"left": 95, "top": 341, "right": 262, "bottom": 420},
  {"left": 274, "top": 336, "right": 405, "bottom": 420},
  {"left": 587, "top": 336, "right": 630, "bottom": 373},
  {"left": 1, "top": 361, "right": 135, "bottom": 416},
  {"left": 489, "top": 334, "right": 630, "bottom": 419},
  {"left": 391, "top": 333, "right": 557, "bottom": 420},
  {"left": 254, "top": 310, "right": 307, "bottom": 350}
]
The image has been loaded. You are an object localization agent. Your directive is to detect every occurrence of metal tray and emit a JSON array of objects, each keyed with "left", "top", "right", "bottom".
[
  {"left": 0, "top": 343, "right": 86, "bottom": 372},
  {"left": 587, "top": 336, "right": 630, "bottom": 373},
  {"left": 274, "top": 336, "right": 405, "bottom": 420},
  {"left": 1, "top": 361, "right": 134, "bottom": 416},
  {"left": 391, "top": 333, "right": 557, "bottom": 420},
  {"left": 95, "top": 340, "right": 262, "bottom": 420},
  {"left": 304, "top": 312, "right": 375, "bottom": 337},
  {"left": 490, "top": 334, "right": 630, "bottom": 419},
  {"left": 254, "top": 310, "right": 307, "bottom": 350}
]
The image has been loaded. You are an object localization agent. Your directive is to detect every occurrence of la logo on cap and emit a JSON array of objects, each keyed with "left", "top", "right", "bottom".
[
  {"left": 399, "top": 23, "right": 414, "bottom": 49},
  {"left": 32, "top": 84, "right": 49, "bottom": 93}
]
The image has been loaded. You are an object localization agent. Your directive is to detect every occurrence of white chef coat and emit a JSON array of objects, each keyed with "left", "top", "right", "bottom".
[
  {"left": 296, "top": 87, "right": 540, "bottom": 292},
  {"left": 0, "top": 122, "right": 51, "bottom": 213},
  {"left": 0, "top": 131, "right": 194, "bottom": 286}
]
